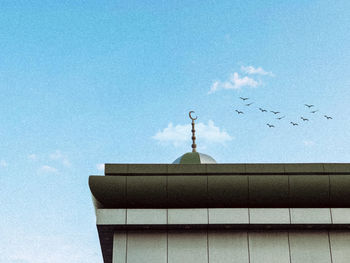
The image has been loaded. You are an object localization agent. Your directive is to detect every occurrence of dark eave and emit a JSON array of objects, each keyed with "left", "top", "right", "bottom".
[{"left": 90, "top": 163, "right": 350, "bottom": 209}]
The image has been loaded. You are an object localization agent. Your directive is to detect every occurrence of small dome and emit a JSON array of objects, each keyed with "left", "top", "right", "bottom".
[{"left": 173, "top": 152, "right": 216, "bottom": 164}]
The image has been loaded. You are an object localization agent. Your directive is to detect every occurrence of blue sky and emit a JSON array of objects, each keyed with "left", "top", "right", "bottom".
[{"left": 1, "top": 1, "right": 350, "bottom": 262}]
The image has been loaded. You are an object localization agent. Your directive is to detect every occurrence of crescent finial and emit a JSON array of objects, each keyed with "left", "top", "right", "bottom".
[{"left": 189, "top": 111, "right": 198, "bottom": 120}]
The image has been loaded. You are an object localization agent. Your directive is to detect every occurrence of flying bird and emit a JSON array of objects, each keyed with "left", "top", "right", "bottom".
[
  {"left": 310, "top": 110, "right": 319, "bottom": 113},
  {"left": 324, "top": 115, "right": 333, "bottom": 120},
  {"left": 259, "top": 108, "right": 267, "bottom": 112},
  {"left": 270, "top": 111, "right": 280, "bottom": 114},
  {"left": 305, "top": 104, "right": 314, "bottom": 108},
  {"left": 235, "top": 110, "right": 244, "bottom": 114},
  {"left": 245, "top": 102, "right": 254, "bottom": 106},
  {"left": 301, "top": 117, "right": 309, "bottom": 121},
  {"left": 276, "top": 116, "right": 285, "bottom": 120},
  {"left": 290, "top": 122, "right": 298, "bottom": 126},
  {"left": 240, "top": 97, "right": 249, "bottom": 101},
  {"left": 267, "top": 123, "right": 275, "bottom": 128}
]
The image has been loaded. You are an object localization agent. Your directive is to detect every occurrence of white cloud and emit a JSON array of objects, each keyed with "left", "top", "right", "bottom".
[
  {"left": 209, "top": 81, "right": 220, "bottom": 94},
  {"left": 38, "top": 165, "right": 58, "bottom": 174},
  {"left": 28, "top": 154, "right": 37, "bottom": 161},
  {"left": 153, "top": 123, "right": 188, "bottom": 147},
  {"left": 96, "top": 163, "right": 105, "bottom": 171},
  {"left": 153, "top": 120, "right": 232, "bottom": 147},
  {"left": 49, "top": 150, "right": 71, "bottom": 167},
  {"left": 209, "top": 72, "right": 259, "bottom": 93},
  {"left": 241, "top": 65, "right": 274, "bottom": 76},
  {"left": 230, "top": 72, "right": 259, "bottom": 89},
  {"left": 0, "top": 159, "right": 8, "bottom": 167}
]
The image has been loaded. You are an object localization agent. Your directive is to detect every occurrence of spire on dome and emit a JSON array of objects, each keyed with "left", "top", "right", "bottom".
[
  {"left": 172, "top": 111, "right": 216, "bottom": 164},
  {"left": 189, "top": 111, "right": 197, "bottom": 152}
]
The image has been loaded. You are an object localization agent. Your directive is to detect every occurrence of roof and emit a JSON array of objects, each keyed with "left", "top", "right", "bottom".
[{"left": 89, "top": 163, "right": 350, "bottom": 209}]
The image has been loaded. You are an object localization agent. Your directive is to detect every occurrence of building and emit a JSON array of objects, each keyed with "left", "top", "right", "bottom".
[{"left": 89, "top": 113, "right": 350, "bottom": 263}]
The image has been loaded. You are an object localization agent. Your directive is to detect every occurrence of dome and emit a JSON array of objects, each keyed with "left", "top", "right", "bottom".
[
  {"left": 173, "top": 152, "right": 216, "bottom": 164},
  {"left": 172, "top": 111, "right": 217, "bottom": 164}
]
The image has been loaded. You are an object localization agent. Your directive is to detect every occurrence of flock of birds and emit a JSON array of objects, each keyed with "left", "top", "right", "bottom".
[{"left": 235, "top": 97, "right": 333, "bottom": 128}]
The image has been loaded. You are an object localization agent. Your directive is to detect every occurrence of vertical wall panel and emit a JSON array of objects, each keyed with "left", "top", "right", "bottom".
[
  {"left": 331, "top": 209, "right": 350, "bottom": 224},
  {"left": 208, "top": 231, "right": 249, "bottom": 263},
  {"left": 289, "top": 231, "right": 331, "bottom": 263},
  {"left": 330, "top": 231, "right": 350, "bottom": 263},
  {"left": 168, "top": 209, "right": 208, "bottom": 224},
  {"left": 208, "top": 208, "right": 249, "bottom": 224},
  {"left": 112, "top": 230, "right": 350, "bottom": 263},
  {"left": 127, "top": 209, "right": 167, "bottom": 224},
  {"left": 249, "top": 209, "right": 290, "bottom": 224},
  {"left": 249, "top": 231, "right": 290, "bottom": 263},
  {"left": 127, "top": 231, "right": 167, "bottom": 263},
  {"left": 290, "top": 209, "right": 331, "bottom": 224},
  {"left": 113, "top": 232, "right": 127, "bottom": 263},
  {"left": 97, "top": 209, "right": 126, "bottom": 225},
  {"left": 168, "top": 230, "right": 208, "bottom": 263}
]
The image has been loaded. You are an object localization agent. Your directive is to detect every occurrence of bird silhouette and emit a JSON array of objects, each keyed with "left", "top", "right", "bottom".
[
  {"left": 240, "top": 97, "right": 249, "bottom": 101},
  {"left": 259, "top": 108, "right": 267, "bottom": 112},
  {"left": 267, "top": 123, "right": 275, "bottom": 128},
  {"left": 290, "top": 122, "right": 298, "bottom": 126},
  {"left": 301, "top": 117, "right": 309, "bottom": 121},
  {"left": 270, "top": 111, "right": 280, "bottom": 114},
  {"left": 324, "top": 115, "right": 333, "bottom": 120},
  {"left": 235, "top": 110, "right": 244, "bottom": 114},
  {"left": 310, "top": 110, "right": 318, "bottom": 113},
  {"left": 276, "top": 116, "right": 285, "bottom": 120},
  {"left": 305, "top": 104, "right": 314, "bottom": 108},
  {"left": 245, "top": 102, "right": 254, "bottom": 106}
]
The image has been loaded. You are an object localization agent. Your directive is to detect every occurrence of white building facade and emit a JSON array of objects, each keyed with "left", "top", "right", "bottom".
[{"left": 89, "top": 162, "right": 350, "bottom": 263}]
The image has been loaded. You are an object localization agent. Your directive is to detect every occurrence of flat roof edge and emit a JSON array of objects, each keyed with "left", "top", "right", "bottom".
[{"left": 104, "top": 163, "right": 350, "bottom": 175}]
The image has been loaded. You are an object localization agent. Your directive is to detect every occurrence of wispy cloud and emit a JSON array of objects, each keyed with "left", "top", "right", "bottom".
[
  {"left": 209, "top": 72, "right": 259, "bottom": 93},
  {"left": 210, "top": 81, "right": 220, "bottom": 93},
  {"left": 153, "top": 120, "right": 232, "bottom": 147},
  {"left": 241, "top": 65, "right": 274, "bottom": 76},
  {"left": 0, "top": 159, "right": 8, "bottom": 167},
  {"left": 38, "top": 165, "right": 58, "bottom": 174},
  {"left": 49, "top": 150, "right": 71, "bottom": 167},
  {"left": 96, "top": 163, "right": 104, "bottom": 171}
]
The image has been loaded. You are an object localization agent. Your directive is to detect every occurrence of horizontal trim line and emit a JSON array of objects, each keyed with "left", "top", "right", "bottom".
[
  {"left": 97, "top": 224, "right": 350, "bottom": 231},
  {"left": 104, "top": 172, "right": 350, "bottom": 176}
]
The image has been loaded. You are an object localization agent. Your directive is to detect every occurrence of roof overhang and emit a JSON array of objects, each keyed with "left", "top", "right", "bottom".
[{"left": 90, "top": 163, "right": 350, "bottom": 209}]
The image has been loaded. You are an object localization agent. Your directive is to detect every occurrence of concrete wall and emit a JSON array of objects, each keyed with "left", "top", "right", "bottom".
[{"left": 113, "top": 230, "right": 350, "bottom": 263}]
